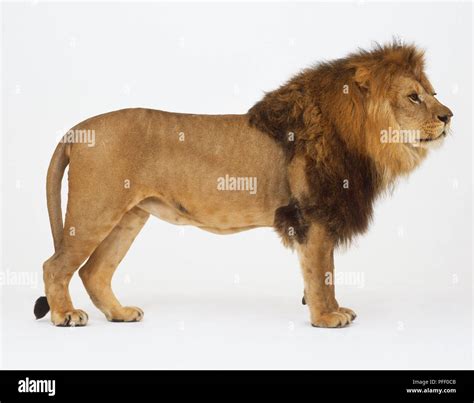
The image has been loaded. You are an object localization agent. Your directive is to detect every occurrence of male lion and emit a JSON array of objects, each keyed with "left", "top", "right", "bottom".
[{"left": 34, "top": 42, "right": 452, "bottom": 327}]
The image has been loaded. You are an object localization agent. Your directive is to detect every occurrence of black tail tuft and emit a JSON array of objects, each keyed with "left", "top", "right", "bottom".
[{"left": 34, "top": 296, "right": 50, "bottom": 319}]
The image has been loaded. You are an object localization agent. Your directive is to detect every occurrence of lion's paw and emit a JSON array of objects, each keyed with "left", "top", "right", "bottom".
[
  {"left": 311, "top": 307, "right": 356, "bottom": 328},
  {"left": 52, "top": 309, "right": 88, "bottom": 327},
  {"left": 338, "top": 307, "right": 357, "bottom": 321},
  {"left": 108, "top": 306, "right": 144, "bottom": 323}
]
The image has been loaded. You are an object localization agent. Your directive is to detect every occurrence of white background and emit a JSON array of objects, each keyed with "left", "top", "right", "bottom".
[{"left": 1, "top": 1, "right": 472, "bottom": 369}]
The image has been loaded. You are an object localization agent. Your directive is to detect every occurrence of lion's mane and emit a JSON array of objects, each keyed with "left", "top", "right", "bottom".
[{"left": 248, "top": 42, "right": 427, "bottom": 246}]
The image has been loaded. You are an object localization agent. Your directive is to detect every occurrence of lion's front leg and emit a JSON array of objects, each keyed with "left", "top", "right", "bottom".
[{"left": 296, "top": 224, "right": 356, "bottom": 328}]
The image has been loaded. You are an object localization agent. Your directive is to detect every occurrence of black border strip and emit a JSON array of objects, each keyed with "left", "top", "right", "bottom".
[{"left": 0, "top": 370, "right": 472, "bottom": 401}]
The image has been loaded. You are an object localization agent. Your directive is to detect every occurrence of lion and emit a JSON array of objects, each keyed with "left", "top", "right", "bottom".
[{"left": 34, "top": 42, "right": 452, "bottom": 327}]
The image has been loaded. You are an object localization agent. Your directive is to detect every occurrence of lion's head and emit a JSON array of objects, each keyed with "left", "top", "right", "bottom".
[{"left": 248, "top": 41, "right": 453, "bottom": 185}]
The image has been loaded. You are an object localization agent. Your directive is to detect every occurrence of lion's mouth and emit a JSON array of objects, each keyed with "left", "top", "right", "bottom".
[{"left": 419, "top": 131, "right": 446, "bottom": 143}]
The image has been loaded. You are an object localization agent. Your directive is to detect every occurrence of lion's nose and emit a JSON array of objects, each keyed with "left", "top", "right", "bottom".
[{"left": 437, "top": 111, "right": 453, "bottom": 124}]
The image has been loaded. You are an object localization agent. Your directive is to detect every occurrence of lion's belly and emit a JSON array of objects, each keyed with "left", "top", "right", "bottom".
[{"left": 137, "top": 196, "right": 274, "bottom": 234}]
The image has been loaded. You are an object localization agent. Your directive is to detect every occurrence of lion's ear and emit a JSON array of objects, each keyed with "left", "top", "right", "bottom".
[{"left": 353, "top": 65, "right": 371, "bottom": 91}]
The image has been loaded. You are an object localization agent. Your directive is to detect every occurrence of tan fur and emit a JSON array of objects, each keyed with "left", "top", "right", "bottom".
[
  {"left": 40, "top": 43, "right": 452, "bottom": 327},
  {"left": 296, "top": 224, "right": 356, "bottom": 327}
]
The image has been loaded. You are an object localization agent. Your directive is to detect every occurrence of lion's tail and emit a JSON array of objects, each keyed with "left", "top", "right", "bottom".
[
  {"left": 35, "top": 140, "right": 70, "bottom": 320},
  {"left": 47, "top": 141, "right": 69, "bottom": 252}
]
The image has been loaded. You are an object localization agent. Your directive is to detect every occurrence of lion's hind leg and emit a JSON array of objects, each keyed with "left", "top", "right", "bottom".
[
  {"left": 79, "top": 206, "right": 149, "bottom": 322},
  {"left": 41, "top": 181, "right": 138, "bottom": 326},
  {"left": 42, "top": 248, "right": 91, "bottom": 327}
]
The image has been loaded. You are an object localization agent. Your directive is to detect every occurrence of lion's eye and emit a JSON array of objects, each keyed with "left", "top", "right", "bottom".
[{"left": 408, "top": 93, "right": 421, "bottom": 104}]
